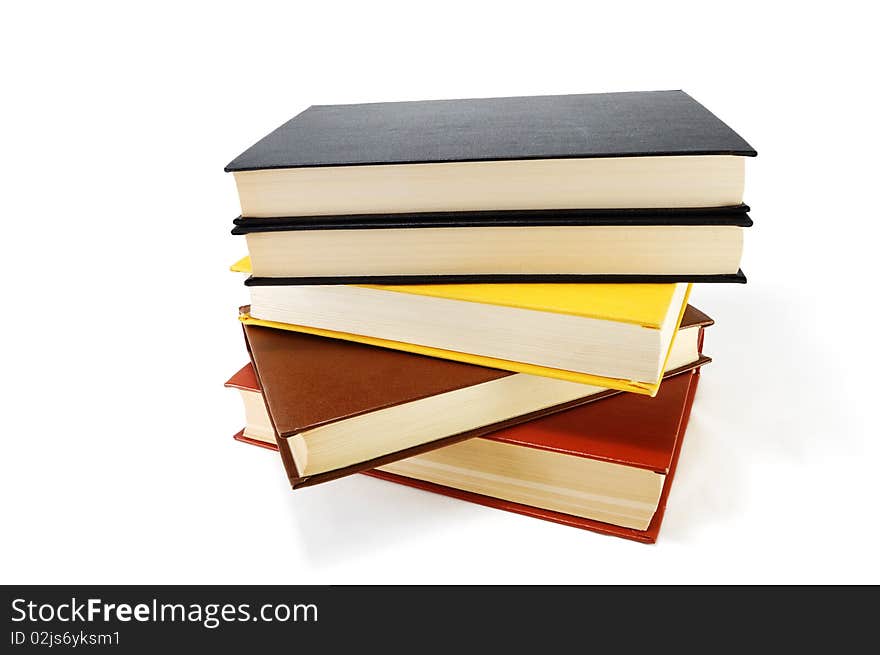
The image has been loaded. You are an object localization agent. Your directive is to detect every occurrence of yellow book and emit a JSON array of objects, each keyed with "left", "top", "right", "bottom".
[{"left": 232, "top": 256, "right": 691, "bottom": 396}]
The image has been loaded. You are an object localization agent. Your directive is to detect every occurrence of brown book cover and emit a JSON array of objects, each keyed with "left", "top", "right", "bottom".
[
  {"left": 240, "top": 306, "right": 712, "bottom": 489},
  {"left": 229, "top": 368, "right": 701, "bottom": 543}
]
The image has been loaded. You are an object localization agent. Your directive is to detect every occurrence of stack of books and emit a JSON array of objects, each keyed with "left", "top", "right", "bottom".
[{"left": 224, "top": 90, "right": 755, "bottom": 543}]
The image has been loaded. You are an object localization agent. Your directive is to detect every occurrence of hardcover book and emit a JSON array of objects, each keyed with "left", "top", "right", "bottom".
[
  {"left": 226, "top": 90, "right": 756, "bottom": 217},
  {"left": 227, "top": 365, "right": 702, "bottom": 543},
  {"left": 229, "top": 306, "right": 711, "bottom": 488},
  {"left": 232, "top": 206, "right": 750, "bottom": 284},
  {"left": 237, "top": 267, "right": 693, "bottom": 395}
]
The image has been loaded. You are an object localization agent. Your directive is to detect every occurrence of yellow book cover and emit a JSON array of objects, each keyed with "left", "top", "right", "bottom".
[
  {"left": 230, "top": 256, "right": 251, "bottom": 273},
  {"left": 232, "top": 256, "right": 691, "bottom": 396}
]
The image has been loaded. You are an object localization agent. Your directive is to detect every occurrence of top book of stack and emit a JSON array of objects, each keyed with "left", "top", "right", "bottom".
[{"left": 227, "top": 90, "right": 756, "bottom": 283}]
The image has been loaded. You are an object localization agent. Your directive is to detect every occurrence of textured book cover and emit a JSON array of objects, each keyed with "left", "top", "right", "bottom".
[{"left": 226, "top": 90, "right": 755, "bottom": 172}]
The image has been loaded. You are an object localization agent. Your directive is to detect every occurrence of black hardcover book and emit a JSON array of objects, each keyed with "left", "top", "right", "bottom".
[
  {"left": 234, "top": 205, "right": 752, "bottom": 284},
  {"left": 225, "top": 90, "right": 755, "bottom": 218}
]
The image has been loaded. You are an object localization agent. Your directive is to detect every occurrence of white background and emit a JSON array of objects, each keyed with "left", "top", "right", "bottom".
[{"left": 2, "top": 1, "right": 878, "bottom": 584}]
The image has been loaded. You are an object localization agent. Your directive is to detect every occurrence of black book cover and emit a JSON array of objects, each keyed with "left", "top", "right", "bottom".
[
  {"left": 231, "top": 205, "right": 753, "bottom": 234},
  {"left": 226, "top": 90, "right": 756, "bottom": 172},
  {"left": 243, "top": 271, "right": 747, "bottom": 285}
]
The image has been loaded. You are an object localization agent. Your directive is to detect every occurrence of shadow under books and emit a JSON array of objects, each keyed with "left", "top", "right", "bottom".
[{"left": 661, "top": 282, "right": 855, "bottom": 541}]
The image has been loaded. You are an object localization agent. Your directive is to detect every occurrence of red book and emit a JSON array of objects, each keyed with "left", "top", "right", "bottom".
[{"left": 226, "top": 365, "right": 701, "bottom": 543}]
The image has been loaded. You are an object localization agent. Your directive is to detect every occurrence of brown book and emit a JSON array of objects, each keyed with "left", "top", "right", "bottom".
[{"left": 239, "top": 306, "right": 712, "bottom": 489}]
